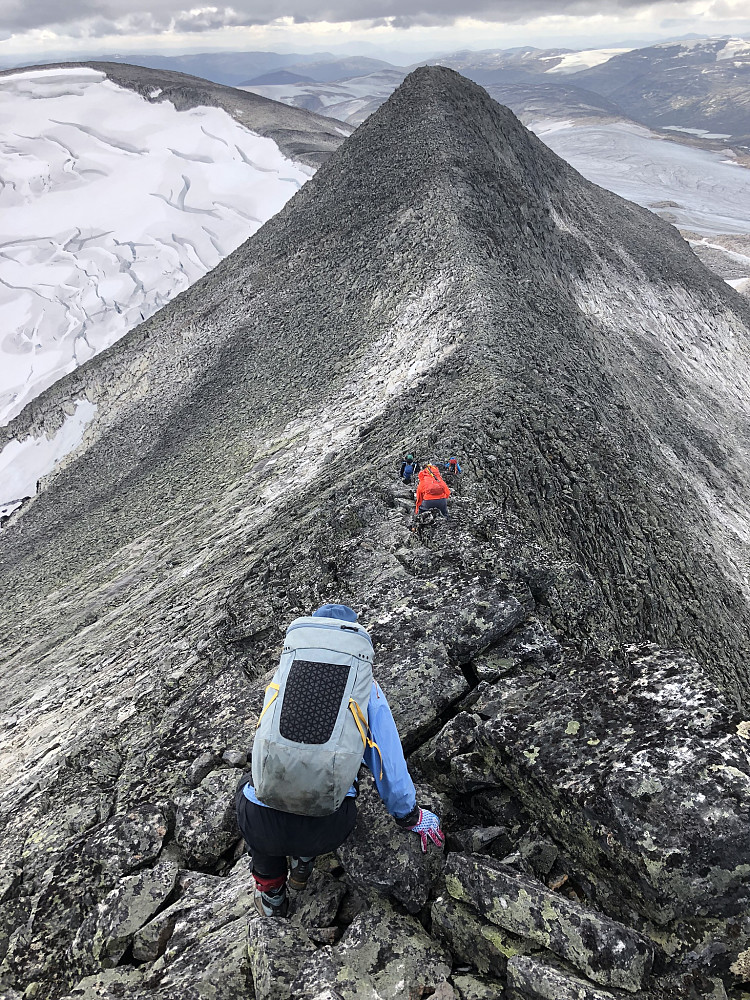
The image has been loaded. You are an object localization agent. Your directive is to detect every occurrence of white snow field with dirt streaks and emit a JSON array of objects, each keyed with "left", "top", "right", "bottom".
[
  {"left": 530, "top": 119, "right": 750, "bottom": 236},
  {"left": 0, "top": 67, "right": 312, "bottom": 426}
]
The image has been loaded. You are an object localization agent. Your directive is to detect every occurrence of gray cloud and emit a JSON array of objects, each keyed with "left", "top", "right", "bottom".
[{"left": 0, "top": 0, "right": 701, "bottom": 37}]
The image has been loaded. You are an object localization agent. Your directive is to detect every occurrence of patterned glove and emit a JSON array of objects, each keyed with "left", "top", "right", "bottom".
[{"left": 408, "top": 808, "right": 445, "bottom": 853}]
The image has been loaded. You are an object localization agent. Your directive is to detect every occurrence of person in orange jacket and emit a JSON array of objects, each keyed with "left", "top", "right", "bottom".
[{"left": 414, "top": 463, "right": 451, "bottom": 518}]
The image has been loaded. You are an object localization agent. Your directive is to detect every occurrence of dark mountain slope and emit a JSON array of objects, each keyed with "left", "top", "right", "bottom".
[
  {"left": 3, "top": 65, "right": 750, "bottom": 695},
  {"left": 3, "top": 65, "right": 750, "bottom": 999}
]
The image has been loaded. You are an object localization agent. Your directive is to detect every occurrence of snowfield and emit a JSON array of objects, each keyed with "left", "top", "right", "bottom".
[
  {"left": 0, "top": 67, "right": 312, "bottom": 426},
  {"left": 530, "top": 119, "right": 750, "bottom": 236},
  {"left": 0, "top": 399, "right": 96, "bottom": 508}
]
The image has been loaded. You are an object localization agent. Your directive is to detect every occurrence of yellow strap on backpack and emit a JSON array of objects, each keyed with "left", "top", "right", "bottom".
[
  {"left": 256, "top": 682, "right": 280, "bottom": 728},
  {"left": 349, "top": 698, "right": 384, "bottom": 779}
]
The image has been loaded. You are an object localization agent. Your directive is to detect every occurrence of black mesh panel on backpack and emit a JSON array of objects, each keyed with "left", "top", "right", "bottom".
[{"left": 279, "top": 660, "right": 350, "bottom": 744}]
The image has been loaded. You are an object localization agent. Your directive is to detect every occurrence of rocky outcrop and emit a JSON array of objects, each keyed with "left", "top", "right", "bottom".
[
  {"left": 416, "top": 644, "right": 750, "bottom": 927},
  {"left": 445, "top": 854, "right": 653, "bottom": 991},
  {"left": 2, "top": 65, "right": 750, "bottom": 1000}
]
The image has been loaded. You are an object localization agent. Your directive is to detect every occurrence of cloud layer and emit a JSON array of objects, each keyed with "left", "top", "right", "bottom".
[{"left": 0, "top": 0, "right": 700, "bottom": 38}]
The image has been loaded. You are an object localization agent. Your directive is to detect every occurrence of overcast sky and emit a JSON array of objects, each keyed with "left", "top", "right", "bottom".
[{"left": 1, "top": 0, "right": 749, "bottom": 64}]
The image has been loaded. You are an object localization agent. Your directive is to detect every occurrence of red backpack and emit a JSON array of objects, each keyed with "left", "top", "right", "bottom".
[{"left": 422, "top": 466, "right": 449, "bottom": 499}]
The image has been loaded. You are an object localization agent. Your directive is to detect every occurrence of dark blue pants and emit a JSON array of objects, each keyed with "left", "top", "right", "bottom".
[
  {"left": 419, "top": 498, "right": 448, "bottom": 518},
  {"left": 235, "top": 778, "right": 357, "bottom": 879}
]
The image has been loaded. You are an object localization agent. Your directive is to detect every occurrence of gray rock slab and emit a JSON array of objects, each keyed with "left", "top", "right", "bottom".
[
  {"left": 433, "top": 647, "right": 750, "bottom": 924},
  {"left": 157, "top": 909, "right": 254, "bottom": 999},
  {"left": 159, "top": 857, "right": 255, "bottom": 964},
  {"left": 452, "top": 972, "right": 507, "bottom": 999},
  {"left": 60, "top": 966, "right": 148, "bottom": 999},
  {"left": 290, "top": 870, "right": 346, "bottom": 928},
  {"left": 431, "top": 894, "right": 540, "bottom": 978},
  {"left": 72, "top": 860, "right": 179, "bottom": 968},
  {"left": 292, "top": 896, "right": 451, "bottom": 999},
  {"left": 174, "top": 767, "right": 240, "bottom": 865},
  {"left": 445, "top": 854, "right": 653, "bottom": 992},
  {"left": 248, "top": 917, "right": 317, "bottom": 1000},
  {"left": 506, "top": 954, "right": 640, "bottom": 1000}
]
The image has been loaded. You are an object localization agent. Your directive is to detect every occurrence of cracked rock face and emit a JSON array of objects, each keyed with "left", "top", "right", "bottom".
[{"left": 1, "top": 65, "right": 750, "bottom": 1000}]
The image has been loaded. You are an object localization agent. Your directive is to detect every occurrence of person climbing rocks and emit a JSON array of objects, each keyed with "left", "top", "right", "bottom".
[
  {"left": 414, "top": 463, "right": 451, "bottom": 519},
  {"left": 399, "top": 454, "right": 420, "bottom": 485},
  {"left": 444, "top": 457, "right": 462, "bottom": 478},
  {"left": 235, "top": 603, "right": 445, "bottom": 918}
]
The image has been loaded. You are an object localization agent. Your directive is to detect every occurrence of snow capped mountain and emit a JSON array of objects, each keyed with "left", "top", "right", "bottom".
[
  {"left": 573, "top": 36, "right": 750, "bottom": 144},
  {"left": 242, "top": 68, "right": 408, "bottom": 124},
  {"left": 0, "top": 63, "right": 350, "bottom": 428}
]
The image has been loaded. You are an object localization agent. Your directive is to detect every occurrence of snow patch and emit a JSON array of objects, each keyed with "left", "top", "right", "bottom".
[
  {"left": 0, "top": 399, "right": 97, "bottom": 509},
  {"left": 717, "top": 38, "right": 750, "bottom": 60},
  {"left": 546, "top": 48, "right": 631, "bottom": 74},
  {"left": 663, "top": 125, "right": 731, "bottom": 139}
]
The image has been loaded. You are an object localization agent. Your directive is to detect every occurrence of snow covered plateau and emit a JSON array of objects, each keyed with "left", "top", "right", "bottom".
[{"left": 0, "top": 67, "right": 314, "bottom": 427}]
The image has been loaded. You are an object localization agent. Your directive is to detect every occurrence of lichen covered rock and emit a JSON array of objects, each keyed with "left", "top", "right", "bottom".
[
  {"left": 445, "top": 854, "right": 653, "bottom": 992},
  {"left": 292, "top": 896, "right": 451, "bottom": 999},
  {"left": 432, "top": 893, "right": 540, "bottom": 977},
  {"left": 174, "top": 767, "right": 240, "bottom": 865}
]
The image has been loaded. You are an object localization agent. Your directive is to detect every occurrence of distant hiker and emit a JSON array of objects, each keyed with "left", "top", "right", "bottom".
[
  {"left": 236, "top": 603, "right": 445, "bottom": 918},
  {"left": 399, "top": 454, "right": 420, "bottom": 485},
  {"left": 414, "top": 463, "right": 451, "bottom": 519},
  {"left": 444, "top": 457, "right": 462, "bottom": 478}
]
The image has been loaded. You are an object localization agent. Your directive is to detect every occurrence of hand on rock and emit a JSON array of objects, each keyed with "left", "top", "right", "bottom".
[{"left": 408, "top": 808, "right": 445, "bottom": 853}]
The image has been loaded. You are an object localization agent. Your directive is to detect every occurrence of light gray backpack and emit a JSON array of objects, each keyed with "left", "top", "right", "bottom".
[{"left": 251, "top": 614, "right": 376, "bottom": 816}]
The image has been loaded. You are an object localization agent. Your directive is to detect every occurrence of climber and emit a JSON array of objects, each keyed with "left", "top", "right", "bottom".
[
  {"left": 399, "top": 454, "right": 420, "bottom": 485},
  {"left": 236, "top": 603, "right": 445, "bottom": 918},
  {"left": 414, "top": 463, "right": 451, "bottom": 519},
  {"left": 444, "top": 457, "right": 462, "bottom": 478}
]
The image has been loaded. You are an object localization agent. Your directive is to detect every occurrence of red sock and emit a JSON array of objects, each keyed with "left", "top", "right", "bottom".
[{"left": 252, "top": 871, "right": 286, "bottom": 894}]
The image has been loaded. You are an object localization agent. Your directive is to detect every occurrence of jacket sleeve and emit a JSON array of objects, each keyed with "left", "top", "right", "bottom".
[
  {"left": 362, "top": 681, "right": 417, "bottom": 821},
  {"left": 414, "top": 480, "right": 424, "bottom": 514}
]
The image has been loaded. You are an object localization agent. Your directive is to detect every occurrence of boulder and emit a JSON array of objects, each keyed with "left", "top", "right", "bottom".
[
  {"left": 435, "top": 648, "right": 750, "bottom": 924},
  {"left": 60, "top": 967, "right": 148, "bottom": 999},
  {"left": 290, "top": 870, "right": 346, "bottom": 928},
  {"left": 174, "top": 768, "right": 240, "bottom": 865},
  {"left": 452, "top": 972, "right": 507, "bottom": 999},
  {"left": 158, "top": 909, "right": 254, "bottom": 999},
  {"left": 0, "top": 804, "right": 168, "bottom": 991},
  {"left": 370, "top": 579, "right": 532, "bottom": 745},
  {"left": 506, "top": 954, "right": 635, "bottom": 1000},
  {"left": 248, "top": 917, "right": 317, "bottom": 1000},
  {"left": 292, "top": 896, "right": 451, "bottom": 999},
  {"left": 72, "top": 860, "right": 178, "bottom": 969},
  {"left": 445, "top": 854, "right": 653, "bottom": 992},
  {"left": 148, "top": 857, "right": 258, "bottom": 998},
  {"left": 431, "top": 893, "right": 540, "bottom": 977}
]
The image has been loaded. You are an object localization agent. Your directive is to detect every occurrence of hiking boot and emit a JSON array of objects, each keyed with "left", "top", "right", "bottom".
[
  {"left": 288, "top": 856, "right": 315, "bottom": 891},
  {"left": 254, "top": 886, "right": 288, "bottom": 918}
]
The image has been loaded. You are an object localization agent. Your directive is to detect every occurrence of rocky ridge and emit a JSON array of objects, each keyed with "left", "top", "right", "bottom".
[{"left": 1, "top": 66, "right": 750, "bottom": 998}]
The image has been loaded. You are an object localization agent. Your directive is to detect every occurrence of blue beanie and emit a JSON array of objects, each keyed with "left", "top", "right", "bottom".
[{"left": 312, "top": 603, "right": 358, "bottom": 622}]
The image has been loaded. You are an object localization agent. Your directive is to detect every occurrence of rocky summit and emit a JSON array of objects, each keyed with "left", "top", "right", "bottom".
[{"left": 1, "top": 65, "right": 750, "bottom": 1000}]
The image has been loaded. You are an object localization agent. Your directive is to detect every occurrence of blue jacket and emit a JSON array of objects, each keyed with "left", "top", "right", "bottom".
[{"left": 242, "top": 679, "right": 417, "bottom": 820}]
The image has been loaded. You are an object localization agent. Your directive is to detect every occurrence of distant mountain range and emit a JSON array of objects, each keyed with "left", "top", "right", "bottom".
[{"left": 240, "top": 36, "right": 750, "bottom": 150}]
